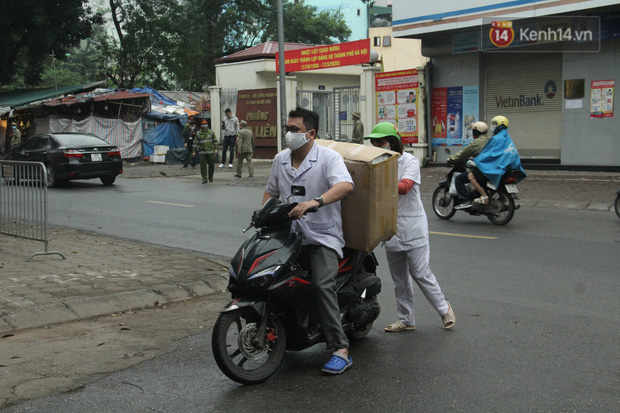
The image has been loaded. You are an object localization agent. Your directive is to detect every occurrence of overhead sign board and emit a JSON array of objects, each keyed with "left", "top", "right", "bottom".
[{"left": 276, "top": 39, "right": 370, "bottom": 73}]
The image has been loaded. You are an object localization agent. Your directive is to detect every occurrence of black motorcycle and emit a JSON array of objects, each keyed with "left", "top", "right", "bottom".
[
  {"left": 432, "top": 164, "right": 521, "bottom": 225},
  {"left": 211, "top": 188, "right": 381, "bottom": 384},
  {"left": 614, "top": 189, "right": 620, "bottom": 218}
]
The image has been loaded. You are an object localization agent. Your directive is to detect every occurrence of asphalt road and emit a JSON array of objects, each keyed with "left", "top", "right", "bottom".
[
  {"left": 46, "top": 176, "right": 265, "bottom": 258},
  {"left": 5, "top": 176, "right": 619, "bottom": 412}
]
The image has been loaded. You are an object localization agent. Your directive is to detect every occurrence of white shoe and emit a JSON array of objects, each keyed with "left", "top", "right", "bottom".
[
  {"left": 218, "top": 164, "right": 224, "bottom": 168},
  {"left": 455, "top": 201, "right": 472, "bottom": 210},
  {"left": 228, "top": 164, "right": 233, "bottom": 168}
]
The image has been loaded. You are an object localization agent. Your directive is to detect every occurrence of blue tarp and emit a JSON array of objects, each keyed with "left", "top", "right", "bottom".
[
  {"left": 130, "top": 86, "right": 177, "bottom": 106},
  {"left": 142, "top": 121, "right": 184, "bottom": 157},
  {"left": 473, "top": 129, "right": 527, "bottom": 187}
]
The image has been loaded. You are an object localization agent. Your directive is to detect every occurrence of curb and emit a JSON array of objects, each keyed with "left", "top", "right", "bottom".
[{"left": 0, "top": 277, "right": 229, "bottom": 335}]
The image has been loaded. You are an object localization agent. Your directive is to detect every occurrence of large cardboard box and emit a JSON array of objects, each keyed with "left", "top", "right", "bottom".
[{"left": 315, "top": 139, "right": 399, "bottom": 251}]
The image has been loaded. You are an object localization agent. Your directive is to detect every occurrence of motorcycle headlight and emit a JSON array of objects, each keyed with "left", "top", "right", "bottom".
[{"left": 246, "top": 265, "right": 281, "bottom": 289}]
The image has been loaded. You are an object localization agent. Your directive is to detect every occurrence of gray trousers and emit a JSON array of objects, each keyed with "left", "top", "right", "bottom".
[
  {"left": 306, "top": 245, "right": 349, "bottom": 350},
  {"left": 385, "top": 243, "right": 449, "bottom": 326},
  {"left": 236, "top": 152, "right": 254, "bottom": 176}
]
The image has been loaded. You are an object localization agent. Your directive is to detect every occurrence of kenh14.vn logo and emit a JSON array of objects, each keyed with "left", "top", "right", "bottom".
[{"left": 490, "top": 21, "right": 514, "bottom": 47}]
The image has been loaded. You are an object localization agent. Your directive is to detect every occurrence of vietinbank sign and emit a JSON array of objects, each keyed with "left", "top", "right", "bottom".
[
  {"left": 494, "top": 81, "right": 557, "bottom": 108},
  {"left": 276, "top": 39, "right": 370, "bottom": 73}
]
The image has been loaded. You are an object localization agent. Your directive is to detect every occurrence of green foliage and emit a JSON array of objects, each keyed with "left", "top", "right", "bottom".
[
  {"left": 172, "top": 0, "right": 351, "bottom": 90},
  {"left": 1, "top": 0, "right": 354, "bottom": 91},
  {"left": 259, "top": 0, "right": 352, "bottom": 45},
  {"left": 0, "top": 0, "right": 101, "bottom": 86},
  {"left": 101, "top": 0, "right": 182, "bottom": 89}
]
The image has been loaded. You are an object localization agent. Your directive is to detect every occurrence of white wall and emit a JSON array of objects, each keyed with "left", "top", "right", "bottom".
[{"left": 216, "top": 59, "right": 363, "bottom": 93}]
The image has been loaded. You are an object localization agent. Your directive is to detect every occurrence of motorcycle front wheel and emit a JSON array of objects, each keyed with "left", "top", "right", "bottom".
[
  {"left": 487, "top": 190, "right": 515, "bottom": 225},
  {"left": 614, "top": 194, "right": 620, "bottom": 218},
  {"left": 432, "top": 186, "right": 457, "bottom": 220},
  {"left": 211, "top": 308, "right": 286, "bottom": 385}
]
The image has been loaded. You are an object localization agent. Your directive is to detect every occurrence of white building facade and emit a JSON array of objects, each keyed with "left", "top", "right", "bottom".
[{"left": 392, "top": 0, "right": 620, "bottom": 168}]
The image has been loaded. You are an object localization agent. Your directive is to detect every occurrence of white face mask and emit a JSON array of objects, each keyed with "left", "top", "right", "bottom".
[{"left": 285, "top": 131, "right": 309, "bottom": 151}]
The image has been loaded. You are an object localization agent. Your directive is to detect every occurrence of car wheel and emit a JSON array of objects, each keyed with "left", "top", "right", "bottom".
[
  {"left": 46, "top": 165, "right": 58, "bottom": 187},
  {"left": 100, "top": 176, "right": 116, "bottom": 186}
]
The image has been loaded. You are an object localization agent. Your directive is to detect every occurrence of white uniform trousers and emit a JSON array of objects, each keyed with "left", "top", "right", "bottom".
[{"left": 385, "top": 243, "right": 449, "bottom": 326}]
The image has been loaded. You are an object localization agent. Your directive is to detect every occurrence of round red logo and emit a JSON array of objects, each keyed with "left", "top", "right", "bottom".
[{"left": 490, "top": 21, "right": 514, "bottom": 48}]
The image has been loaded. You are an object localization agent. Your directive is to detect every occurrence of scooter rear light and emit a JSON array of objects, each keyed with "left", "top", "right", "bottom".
[{"left": 504, "top": 174, "right": 518, "bottom": 184}]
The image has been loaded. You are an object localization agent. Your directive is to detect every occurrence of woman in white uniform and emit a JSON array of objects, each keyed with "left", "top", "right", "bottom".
[{"left": 364, "top": 122, "right": 455, "bottom": 332}]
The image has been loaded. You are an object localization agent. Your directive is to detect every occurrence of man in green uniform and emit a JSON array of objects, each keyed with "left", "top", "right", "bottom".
[
  {"left": 234, "top": 120, "right": 254, "bottom": 178},
  {"left": 351, "top": 111, "right": 364, "bottom": 144},
  {"left": 195, "top": 120, "right": 218, "bottom": 184}
]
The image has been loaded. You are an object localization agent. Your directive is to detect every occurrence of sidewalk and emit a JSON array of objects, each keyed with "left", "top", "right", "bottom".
[{"left": 1, "top": 159, "right": 618, "bottom": 334}]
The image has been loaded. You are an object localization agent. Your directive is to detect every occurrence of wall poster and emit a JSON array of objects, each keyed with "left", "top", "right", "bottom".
[
  {"left": 375, "top": 69, "right": 419, "bottom": 144},
  {"left": 431, "top": 85, "right": 479, "bottom": 146},
  {"left": 590, "top": 80, "right": 614, "bottom": 118}
]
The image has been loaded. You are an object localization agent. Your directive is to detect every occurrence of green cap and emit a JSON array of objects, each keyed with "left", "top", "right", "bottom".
[{"left": 364, "top": 122, "right": 401, "bottom": 140}]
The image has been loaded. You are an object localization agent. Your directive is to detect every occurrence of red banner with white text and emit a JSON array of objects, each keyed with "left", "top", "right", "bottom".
[{"left": 276, "top": 39, "right": 370, "bottom": 73}]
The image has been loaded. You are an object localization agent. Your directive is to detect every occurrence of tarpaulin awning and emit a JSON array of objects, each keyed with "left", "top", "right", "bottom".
[
  {"left": 42, "top": 91, "right": 149, "bottom": 107},
  {"left": 50, "top": 115, "right": 143, "bottom": 159},
  {"left": 131, "top": 86, "right": 177, "bottom": 106},
  {"left": 142, "top": 122, "right": 184, "bottom": 157},
  {"left": 0, "top": 81, "right": 105, "bottom": 109}
]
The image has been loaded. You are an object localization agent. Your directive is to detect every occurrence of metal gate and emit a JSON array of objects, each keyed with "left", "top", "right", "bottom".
[
  {"left": 333, "top": 87, "right": 361, "bottom": 142},
  {"left": 0, "top": 161, "right": 66, "bottom": 261},
  {"left": 297, "top": 90, "right": 334, "bottom": 139},
  {"left": 220, "top": 88, "right": 238, "bottom": 118}
]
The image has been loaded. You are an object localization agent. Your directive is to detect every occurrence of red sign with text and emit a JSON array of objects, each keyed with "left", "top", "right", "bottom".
[{"left": 276, "top": 39, "right": 370, "bottom": 73}]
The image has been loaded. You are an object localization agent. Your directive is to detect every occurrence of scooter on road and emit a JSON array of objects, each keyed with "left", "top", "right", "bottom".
[
  {"left": 211, "top": 187, "right": 381, "bottom": 384},
  {"left": 431, "top": 164, "right": 521, "bottom": 225}
]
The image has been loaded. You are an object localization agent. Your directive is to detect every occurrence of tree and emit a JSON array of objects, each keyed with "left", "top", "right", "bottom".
[
  {"left": 259, "top": 0, "right": 351, "bottom": 44},
  {"left": 171, "top": 0, "right": 351, "bottom": 89},
  {"left": 0, "top": 0, "right": 101, "bottom": 87},
  {"left": 98, "top": 0, "right": 183, "bottom": 89}
]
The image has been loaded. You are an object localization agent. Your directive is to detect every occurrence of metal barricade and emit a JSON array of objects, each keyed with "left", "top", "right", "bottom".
[{"left": 0, "top": 160, "right": 66, "bottom": 261}]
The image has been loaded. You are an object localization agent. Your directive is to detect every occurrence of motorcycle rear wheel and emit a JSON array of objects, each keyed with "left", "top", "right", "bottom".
[
  {"left": 432, "top": 186, "right": 456, "bottom": 220},
  {"left": 487, "top": 190, "right": 515, "bottom": 225},
  {"left": 614, "top": 194, "right": 620, "bottom": 218},
  {"left": 211, "top": 309, "right": 286, "bottom": 385},
  {"left": 347, "top": 322, "right": 374, "bottom": 340}
]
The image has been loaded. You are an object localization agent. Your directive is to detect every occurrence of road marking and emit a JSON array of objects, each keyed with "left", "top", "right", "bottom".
[
  {"left": 429, "top": 231, "right": 498, "bottom": 240},
  {"left": 145, "top": 200, "right": 195, "bottom": 208}
]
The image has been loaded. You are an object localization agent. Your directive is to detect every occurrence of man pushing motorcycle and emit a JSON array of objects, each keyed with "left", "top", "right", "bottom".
[{"left": 262, "top": 106, "right": 355, "bottom": 375}]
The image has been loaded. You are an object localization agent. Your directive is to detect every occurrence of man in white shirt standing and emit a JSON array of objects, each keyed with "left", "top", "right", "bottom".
[
  {"left": 220, "top": 108, "right": 239, "bottom": 169},
  {"left": 263, "top": 106, "right": 354, "bottom": 375}
]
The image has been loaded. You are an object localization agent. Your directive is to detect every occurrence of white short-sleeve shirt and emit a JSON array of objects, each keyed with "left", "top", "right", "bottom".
[
  {"left": 266, "top": 142, "right": 353, "bottom": 258},
  {"left": 384, "top": 151, "right": 429, "bottom": 252}
]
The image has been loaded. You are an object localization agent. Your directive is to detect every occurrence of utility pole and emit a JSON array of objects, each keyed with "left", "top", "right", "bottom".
[
  {"left": 51, "top": 51, "right": 58, "bottom": 97},
  {"left": 277, "top": 0, "right": 287, "bottom": 150}
]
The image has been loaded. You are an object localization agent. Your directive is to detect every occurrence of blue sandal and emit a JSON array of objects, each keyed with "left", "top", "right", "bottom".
[{"left": 322, "top": 351, "right": 353, "bottom": 375}]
